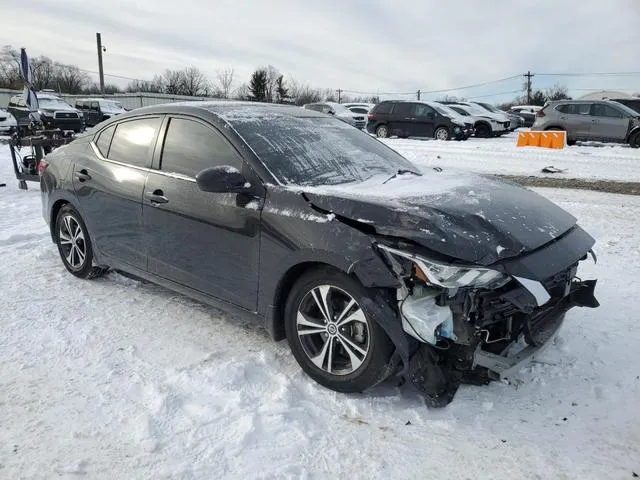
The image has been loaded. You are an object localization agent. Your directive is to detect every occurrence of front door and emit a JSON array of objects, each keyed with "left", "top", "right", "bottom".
[
  {"left": 413, "top": 103, "right": 436, "bottom": 137},
  {"left": 590, "top": 103, "right": 630, "bottom": 141},
  {"left": 73, "top": 116, "right": 163, "bottom": 269},
  {"left": 143, "top": 116, "right": 263, "bottom": 311}
]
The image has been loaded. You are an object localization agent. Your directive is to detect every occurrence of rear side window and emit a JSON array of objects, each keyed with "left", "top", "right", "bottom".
[
  {"left": 373, "top": 103, "right": 393, "bottom": 115},
  {"left": 415, "top": 104, "right": 434, "bottom": 117},
  {"left": 94, "top": 125, "right": 115, "bottom": 157},
  {"left": 592, "top": 104, "right": 623, "bottom": 118},
  {"left": 393, "top": 103, "right": 414, "bottom": 115},
  {"left": 160, "top": 118, "right": 241, "bottom": 178},
  {"left": 108, "top": 117, "right": 162, "bottom": 167},
  {"left": 557, "top": 104, "right": 590, "bottom": 115}
]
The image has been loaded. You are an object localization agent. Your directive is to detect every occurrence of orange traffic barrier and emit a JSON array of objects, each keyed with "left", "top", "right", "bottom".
[{"left": 516, "top": 131, "right": 565, "bottom": 149}]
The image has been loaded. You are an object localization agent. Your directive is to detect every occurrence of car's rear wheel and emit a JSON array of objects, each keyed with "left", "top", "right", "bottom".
[
  {"left": 284, "top": 268, "right": 393, "bottom": 393},
  {"left": 475, "top": 123, "right": 491, "bottom": 138},
  {"left": 434, "top": 127, "right": 450, "bottom": 141},
  {"left": 55, "top": 205, "right": 99, "bottom": 279},
  {"left": 375, "top": 125, "right": 390, "bottom": 138}
]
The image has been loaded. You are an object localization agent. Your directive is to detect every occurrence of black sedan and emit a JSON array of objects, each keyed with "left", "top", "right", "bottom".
[{"left": 40, "top": 102, "right": 599, "bottom": 406}]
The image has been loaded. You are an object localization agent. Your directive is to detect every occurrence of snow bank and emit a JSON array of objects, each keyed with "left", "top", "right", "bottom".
[{"left": 1, "top": 144, "right": 639, "bottom": 478}]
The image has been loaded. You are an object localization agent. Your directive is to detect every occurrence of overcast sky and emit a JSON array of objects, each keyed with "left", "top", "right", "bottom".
[{"left": 2, "top": 0, "right": 640, "bottom": 102}]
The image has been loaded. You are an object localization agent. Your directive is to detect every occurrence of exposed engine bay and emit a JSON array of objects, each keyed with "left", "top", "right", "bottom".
[{"left": 377, "top": 242, "right": 599, "bottom": 407}]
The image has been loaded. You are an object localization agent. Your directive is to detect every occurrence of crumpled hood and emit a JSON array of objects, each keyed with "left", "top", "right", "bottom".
[{"left": 301, "top": 171, "right": 578, "bottom": 265}]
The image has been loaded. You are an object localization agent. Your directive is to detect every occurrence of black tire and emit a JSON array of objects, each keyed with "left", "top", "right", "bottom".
[
  {"left": 475, "top": 123, "right": 491, "bottom": 138},
  {"left": 284, "top": 267, "right": 394, "bottom": 393},
  {"left": 434, "top": 126, "right": 450, "bottom": 141},
  {"left": 55, "top": 204, "right": 99, "bottom": 279},
  {"left": 629, "top": 131, "right": 640, "bottom": 149},
  {"left": 375, "top": 124, "right": 390, "bottom": 138}
]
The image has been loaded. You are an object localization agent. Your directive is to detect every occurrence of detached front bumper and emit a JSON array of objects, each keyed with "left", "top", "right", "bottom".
[{"left": 473, "top": 279, "right": 598, "bottom": 379}]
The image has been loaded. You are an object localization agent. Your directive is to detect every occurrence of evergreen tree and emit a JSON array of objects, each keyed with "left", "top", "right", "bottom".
[{"left": 249, "top": 69, "right": 268, "bottom": 102}]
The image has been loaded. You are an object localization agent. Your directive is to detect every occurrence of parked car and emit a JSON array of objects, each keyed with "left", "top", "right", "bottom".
[
  {"left": 40, "top": 102, "right": 599, "bottom": 406},
  {"left": 343, "top": 103, "right": 375, "bottom": 115},
  {"left": 366, "top": 100, "right": 473, "bottom": 140},
  {"left": 303, "top": 102, "right": 366, "bottom": 129},
  {"left": 532, "top": 100, "right": 640, "bottom": 147},
  {"left": 0, "top": 108, "right": 17, "bottom": 134},
  {"left": 473, "top": 102, "right": 521, "bottom": 130},
  {"left": 609, "top": 98, "right": 640, "bottom": 115},
  {"left": 508, "top": 105, "right": 541, "bottom": 127},
  {"left": 442, "top": 102, "right": 510, "bottom": 137},
  {"left": 75, "top": 98, "right": 127, "bottom": 127},
  {"left": 7, "top": 93, "right": 84, "bottom": 132}
]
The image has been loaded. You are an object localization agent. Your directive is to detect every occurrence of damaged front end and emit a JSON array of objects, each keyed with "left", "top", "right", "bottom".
[{"left": 377, "top": 243, "right": 599, "bottom": 407}]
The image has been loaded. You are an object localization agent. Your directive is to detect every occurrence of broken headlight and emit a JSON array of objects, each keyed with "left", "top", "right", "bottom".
[{"left": 378, "top": 244, "right": 509, "bottom": 289}]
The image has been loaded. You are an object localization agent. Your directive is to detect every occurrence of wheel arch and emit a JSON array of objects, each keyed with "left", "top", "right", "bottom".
[{"left": 50, "top": 199, "right": 72, "bottom": 242}]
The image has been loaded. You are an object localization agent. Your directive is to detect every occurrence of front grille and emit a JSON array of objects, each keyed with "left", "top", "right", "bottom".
[
  {"left": 54, "top": 112, "right": 79, "bottom": 119},
  {"left": 355, "top": 121, "right": 366, "bottom": 129},
  {"left": 353, "top": 116, "right": 365, "bottom": 121}
]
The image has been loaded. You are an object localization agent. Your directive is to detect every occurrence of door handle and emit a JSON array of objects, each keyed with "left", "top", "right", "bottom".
[
  {"left": 145, "top": 190, "right": 169, "bottom": 205},
  {"left": 75, "top": 169, "right": 91, "bottom": 182}
]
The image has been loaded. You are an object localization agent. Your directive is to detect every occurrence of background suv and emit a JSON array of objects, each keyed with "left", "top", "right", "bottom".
[
  {"left": 367, "top": 100, "right": 472, "bottom": 140},
  {"left": 443, "top": 102, "right": 510, "bottom": 138},
  {"left": 8, "top": 93, "right": 84, "bottom": 132},
  {"left": 532, "top": 100, "right": 640, "bottom": 147},
  {"left": 75, "top": 98, "right": 127, "bottom": 127},
  {"left": 302, "top": 102, "right": 366, "bottom": 129}
]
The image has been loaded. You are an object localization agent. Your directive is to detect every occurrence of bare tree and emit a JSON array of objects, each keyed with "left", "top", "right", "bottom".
[
  {"left": 288, "top": 79, "right": 322, "bottom": 106},
  {"left": 30, "top": 56, "right": 55, "bottom": 90},
  {"left": 53, "top": 63, "right": 90, "bottom": 94},
  {"left": 233, "top": 83, "right": 251, "bottom": 100},
  {"left": 126, "top": 79, "right": 162, "bottom": 93},
  {"left": 0, "top": 45, "right": 21, "bottom": 89},
  {"left": 180, "top": 66, "right": 210, "bottom": 96},
  {"left": 158, "top": 69, "right": 183, "bottom": 94},
  {"left": 264, "top": 65, "right": 280, "bottom": 102},
  {"left": 545, "top": 83, "right": 571, "bottom": 101},
  {"left": 216, "top": 68, "right": 234, "bottom": 98}
]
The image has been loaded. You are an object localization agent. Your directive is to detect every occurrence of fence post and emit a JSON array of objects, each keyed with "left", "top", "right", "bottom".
[{"left": 139, "top": 94, "right": 143, "bottom": 108}]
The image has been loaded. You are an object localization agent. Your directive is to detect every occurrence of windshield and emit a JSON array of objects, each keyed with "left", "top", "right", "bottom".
[
  {"left": 230, "top": 116, "right": 417, "bottom": 186},
  {"left": 456, "top": 103, "right": 489, "bottom": 116},
  {"left": 429, "top": 102, "right": 464, "bottom": 118},
  {"left": 99, "top": 100, "right": 125, "bottom": 111},
  {"left": 477, "top": 102, "right": 501, "bottom": 113},
  {"left": 610, "top": 101, "right": 640, "bottom": 117},
  {"left": 328, "top": 103, "right": 352, "bottom": 115},
  {"left": 38, "top": 98, "right": 71, "bottom": 109}
]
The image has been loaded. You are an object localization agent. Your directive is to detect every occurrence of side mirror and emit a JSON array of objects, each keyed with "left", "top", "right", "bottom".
[{"left": 196, "top": 165, "right": 249, "bottom": 193}]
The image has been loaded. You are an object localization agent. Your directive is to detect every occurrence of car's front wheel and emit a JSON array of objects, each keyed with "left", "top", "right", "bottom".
[
  {"left": 434, "top": 126, "right": 450, "bottom": 141},
  {"left": 629, "top": 131, "right": 640, "bottom": 149},
  {"left": 284, "top": 268, "right": 393, "bottom": 393},
  {"left": 55, "top": 204, "right": 98, "bottom": 278},
  {"left": 375, "top": 125, "right": 390, "bottom": 138}
]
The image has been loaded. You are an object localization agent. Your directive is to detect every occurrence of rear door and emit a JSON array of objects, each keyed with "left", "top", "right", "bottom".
[
  {"left": 556, "top": 103, "right": 592, "bottom": 139},
  {"left": 143, "top": 116, "right": 263, "bottom": 310},
  {"left": 73, "top": 116, "right": 162, "bottom": 269},
  {"left": 413, "top": 103, "right": 436, "bottom": 137},
  {"left": 590, "top": 103, "right": 629, "bottom": 141}
]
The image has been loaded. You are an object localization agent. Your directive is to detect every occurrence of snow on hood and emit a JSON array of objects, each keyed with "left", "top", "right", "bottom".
[{"left": 297, "top": 170, "right": 578, "bottom": 265}]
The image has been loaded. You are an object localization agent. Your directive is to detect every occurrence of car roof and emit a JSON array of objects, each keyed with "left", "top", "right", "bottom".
[{"left": 112, "top": 101, "right": 327, "bottom": 120}]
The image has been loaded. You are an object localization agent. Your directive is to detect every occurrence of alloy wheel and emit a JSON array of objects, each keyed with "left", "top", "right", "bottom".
[
  {"left": 296, "top": 285, "right": 370, "bottom": 375},
  {"left": 435, "top": 127, "right": 449, "bottom": 140},
  {"left": 58, "top": 214, "right": 87, "bottom": 269}
]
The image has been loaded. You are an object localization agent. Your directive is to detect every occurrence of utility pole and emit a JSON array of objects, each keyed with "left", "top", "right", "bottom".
[
  {"left": 525, "top": 70, "right": 534, "bottom": 105},
  {"left": 417, "top": 89, "right": 421, "bottom": 100},
  {"left": 336, "top": 88, "right": 342, "bottom": 103},
  {"left": 96, "top": 32, "right": 105, "bottom": 95}
]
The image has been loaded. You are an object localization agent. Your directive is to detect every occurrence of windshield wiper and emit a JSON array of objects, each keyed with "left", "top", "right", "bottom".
[{"left": 382, "top": 169, "right": 422, "bottom": 184}]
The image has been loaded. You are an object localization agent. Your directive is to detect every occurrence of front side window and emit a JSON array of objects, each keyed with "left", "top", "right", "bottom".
[
  {"left": 160, "top": 118, "right": 241, "bottom": 178},
  {"left": 592, "top": 104, "right": 623, "bottom": 118},
  {"left": 108, "top": 117, "right": 162, "bottom": 167},
  {"left": 415, "top": 104, "right": 434, "bottom": 117}
]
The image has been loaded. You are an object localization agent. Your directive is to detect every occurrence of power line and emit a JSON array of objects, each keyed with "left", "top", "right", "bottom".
[
  {"left": 537, "top": 72, "right": 640, "bottom": 77},
  {"left": 418, "top": 74, "right": 522, "bottom": 94},
  {"left": 467, "top": 89, "right": 522, "bottom": 99}
]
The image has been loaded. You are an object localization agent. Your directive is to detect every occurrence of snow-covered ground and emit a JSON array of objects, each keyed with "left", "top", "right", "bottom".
[
  {"left": 383, "top": 132, "right": 640, "bottom": 182},
  {"left": 1, "top": 142, "right": 639, "bottom": 479}
]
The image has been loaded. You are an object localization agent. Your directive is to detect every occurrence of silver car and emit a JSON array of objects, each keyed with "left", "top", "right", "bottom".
[{"left": 532, "top": 100, "right": 640, "bottom": 147}]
